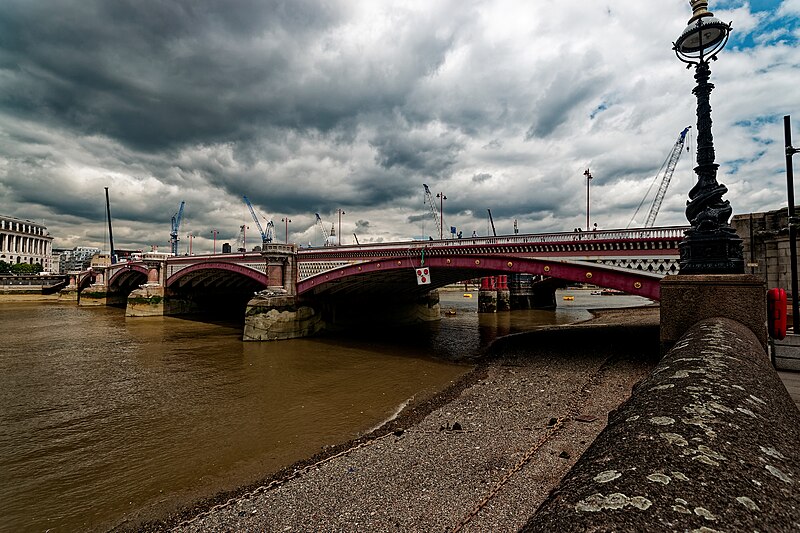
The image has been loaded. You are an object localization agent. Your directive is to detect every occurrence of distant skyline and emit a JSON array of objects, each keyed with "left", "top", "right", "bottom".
[{"left": 1, "top": 0, "right": 798, "bottom": 253}]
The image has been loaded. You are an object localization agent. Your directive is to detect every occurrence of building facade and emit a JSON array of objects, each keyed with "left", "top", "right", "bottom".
[
  {"left": 732, "top": 207, "right": 798, "bottom": 294},
  {"left": 0, "top": 215, "right": 54, "bottom": 272},
  {"left": 54, "top": 247, "right": 101, "bottom": 274}
]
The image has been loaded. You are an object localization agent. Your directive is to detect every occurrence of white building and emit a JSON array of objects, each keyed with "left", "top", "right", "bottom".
[{"left": 0, "top": 215, "right": 54, "bottom": 271}]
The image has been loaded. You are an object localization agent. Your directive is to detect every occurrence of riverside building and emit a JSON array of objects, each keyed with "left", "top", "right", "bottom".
[{"left": 0, "top": 215, "right": 54, "bottom": 272}]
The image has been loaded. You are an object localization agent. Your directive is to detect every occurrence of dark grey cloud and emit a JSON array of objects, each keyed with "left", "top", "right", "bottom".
[{"left": 0, "top": 1, "right": 796, "bottom": 251}]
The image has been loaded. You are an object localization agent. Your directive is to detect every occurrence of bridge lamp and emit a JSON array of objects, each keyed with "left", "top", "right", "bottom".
[
  {"left": 281, "top": 217, "right": 292, "bottom": 244},
  {"left": 673, "top": 0, "right": 743, "bottom": 274},
  {"left": 436, "top": 192, "right": 447, "bottom": 239},
  {"left": 337, "top": 209, "right": 346, "bottom": 246}
]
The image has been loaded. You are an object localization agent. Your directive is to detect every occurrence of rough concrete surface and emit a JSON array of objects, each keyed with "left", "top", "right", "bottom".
[
  {"left": 524, "top": 317, "right": 800, "bottom": 532},
  {"left": 133, "top": 308, "right": 660, "bottom": 532}
]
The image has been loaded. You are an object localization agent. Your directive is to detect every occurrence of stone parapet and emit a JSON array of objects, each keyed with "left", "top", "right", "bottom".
[
  {"left": 660, "top": 274, "right": 766, "bottom": 353},
  {"left": 524, "top": 317, "right": 800, "bottom": 532}
]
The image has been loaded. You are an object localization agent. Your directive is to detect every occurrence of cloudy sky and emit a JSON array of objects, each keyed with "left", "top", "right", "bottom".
[{"left": 0, "top": 0, "right": 798, "bottom": 253}]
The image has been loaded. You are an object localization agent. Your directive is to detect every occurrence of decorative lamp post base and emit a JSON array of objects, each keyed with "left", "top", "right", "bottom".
[{"left": 679, "top": 227, "right": 744, "bottom": 274}]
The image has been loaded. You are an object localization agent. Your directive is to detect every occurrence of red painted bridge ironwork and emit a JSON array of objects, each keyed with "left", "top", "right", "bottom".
[{"left": 104, "top": 226, "right": 687, "bottom": 300}]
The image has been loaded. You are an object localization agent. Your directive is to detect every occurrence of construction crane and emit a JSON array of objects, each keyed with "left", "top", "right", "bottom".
[
  {"left": 422, "top": 184, "right": 440, "bottom": 239},
  {"left": 235, "top": 224, "right": 247, "bottom": 252},
  {"left": 487, "top": 208, "right": 497, "bottom": 237},
  {"left": 629, "top": 126, "right": 691, "bottom": 228},
  {"left": 170, "top": 201, "right": 185, "bottom": 255},
  {"left": 243, "top": 195, "right": 274, "bottom": 244},
  {"left": 314, "top": 213, "right": 333, "bottom": 246}
]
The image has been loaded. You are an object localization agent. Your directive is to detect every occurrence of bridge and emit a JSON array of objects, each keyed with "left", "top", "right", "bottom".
[{"left": 69, "top": 226, "right": 686, "bottom": 339}]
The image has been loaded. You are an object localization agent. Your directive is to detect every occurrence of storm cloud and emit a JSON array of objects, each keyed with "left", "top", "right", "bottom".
[{"left": 1, "top": 0, "right": 798, "bottom": 251}]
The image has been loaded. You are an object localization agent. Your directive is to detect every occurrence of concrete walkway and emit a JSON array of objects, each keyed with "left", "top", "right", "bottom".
[{"left": 778, "top": 370, "right": 800, "bottom": 409}]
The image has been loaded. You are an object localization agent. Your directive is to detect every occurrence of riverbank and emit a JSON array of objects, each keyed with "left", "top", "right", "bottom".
[{"left": 129, "top": 306, "right": 660, "bottom": 532}]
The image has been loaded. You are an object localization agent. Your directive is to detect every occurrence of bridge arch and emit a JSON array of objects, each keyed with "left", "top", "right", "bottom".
[
  {"left": 297, "top": 255, "right": 661, "bottom": 300},
  {"left": 165, "top": 261, "right": 269, "bottom": 289},
  {"left": 107, "top": 264, "right": 149, "bottom": 294}
]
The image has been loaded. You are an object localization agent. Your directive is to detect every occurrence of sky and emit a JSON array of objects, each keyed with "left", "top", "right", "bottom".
[{"left": 0, "top": 0, "right": 798, "bottom": 253}]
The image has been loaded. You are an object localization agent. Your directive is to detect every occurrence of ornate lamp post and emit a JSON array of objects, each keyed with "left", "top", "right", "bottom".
[{"left": 673, "top": 0, "right": 743, "bottom": 274}]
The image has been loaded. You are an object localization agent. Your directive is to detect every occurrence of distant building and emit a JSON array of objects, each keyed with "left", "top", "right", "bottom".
[
  {"left": 0, "top": 215, "right": 54, "bottom": 272},
  {"left": 55, "top": 246, "right": 101, "bottom": 273},
  {"left": 115, "top": 249, "right": 143, "bottom": 262}
]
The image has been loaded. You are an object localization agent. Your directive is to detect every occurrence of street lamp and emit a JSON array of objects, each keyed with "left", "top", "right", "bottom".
[
  {"left": 281, "top": 217, "right": 292, "bottom": 244},
  {"left": 337, "top": 209, "right": 346, "bottom": 246},
  {"left": 584, "top": 168, "right": 593, "bottom": 231},
  {"left": 211, "top": 229, "right": 217, "bottom": 254},
  {"left": 436, "top": 192, "right": 447, "bottom": 239},
  {"left": 673, "top": 0, "right": 743, "bottom": 274}
]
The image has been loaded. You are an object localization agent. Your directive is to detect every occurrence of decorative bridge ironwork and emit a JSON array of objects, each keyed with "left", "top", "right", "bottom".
[{"left": 103, "top": 226, "right": 686, "bottom": 302}]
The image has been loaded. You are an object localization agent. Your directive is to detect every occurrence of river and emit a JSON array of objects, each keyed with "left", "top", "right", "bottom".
[{"left": 0, "top": 289, "right": 651, "bottom": 532}]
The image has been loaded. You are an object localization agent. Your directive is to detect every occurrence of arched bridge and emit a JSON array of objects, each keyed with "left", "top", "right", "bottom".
[
  {"left": 295, "top": 226, "right": 685, "bottom": 300},
  {"left": 102, "top": 226, "right": 685, "bottom": 301}
]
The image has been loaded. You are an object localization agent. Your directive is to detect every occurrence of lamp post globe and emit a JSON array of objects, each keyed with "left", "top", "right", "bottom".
[{"left": 673, "top": 0, "right": 743, "bottom": 274}]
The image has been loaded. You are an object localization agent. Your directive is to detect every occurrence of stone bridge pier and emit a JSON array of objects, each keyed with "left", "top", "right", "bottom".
[
  {"left": 126, "top": 258, "right": 169, "bottom": 316},
  {"left": 244, "top": 244, "right": 324, "bottom": 340},
  {"left": 479, "top": 274, "right": 567, "bottom": 312}
]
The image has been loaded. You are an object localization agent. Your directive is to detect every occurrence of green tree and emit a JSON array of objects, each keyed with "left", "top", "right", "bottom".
[
  {"left": 0, "top": 260, "right": 9, "bottom": 274},
  {"left": 10, "top": 262, "right": 36, "bottom": 274}
]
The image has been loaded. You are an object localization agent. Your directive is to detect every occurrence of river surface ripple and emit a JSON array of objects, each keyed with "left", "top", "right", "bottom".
[{"left": 0, "top": 289, "right": 651, "bottom": 532}]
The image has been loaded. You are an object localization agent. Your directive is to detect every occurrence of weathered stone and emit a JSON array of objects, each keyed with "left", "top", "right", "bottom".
[{"left": 523, "top": 317, "right": 800, "bottom": 532}]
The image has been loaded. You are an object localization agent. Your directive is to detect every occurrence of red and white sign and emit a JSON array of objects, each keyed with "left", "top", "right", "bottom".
[{"left": 415, "top": 267, "right": 431, "bottom": 285}]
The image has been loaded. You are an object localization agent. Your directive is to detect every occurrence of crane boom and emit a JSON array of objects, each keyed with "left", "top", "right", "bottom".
[
  {"left": 422, "top": 184, "right": 440, "bottom": 239},
  {"left": 487, "top": 208, "right": 497, "bottom": 237},
  {"left": 170, "top": 201, "right": 185, "bottom": 255},
  {"left": 315, "top": 213, "right": 330, "bottom": 245},
  {"left": 628, "top": 127, "right": 691, "bottom": 228},
  {"left": 644, "top": 126, "right": 690, "bottom": 227},
  {"left": 243, "top": 195, "right": 269, "bottom": 242}
]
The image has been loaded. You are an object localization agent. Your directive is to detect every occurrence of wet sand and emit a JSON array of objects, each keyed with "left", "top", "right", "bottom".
[{"left": 126, "top": 307, "right": 661, "bottom": 532}]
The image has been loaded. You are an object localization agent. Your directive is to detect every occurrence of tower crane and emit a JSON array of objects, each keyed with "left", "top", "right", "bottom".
[
  {"left": 315, "top": 213, "right": 333, "bottom": 246},
  {"left": 243, "top": 195, "right": 274, "bottom": 244},
  {"left": 422, "top": 184, "right": 440, "bottom": 239},
  {"left": 628, "top": 126, "right": 691, "bottom": 228},
  {"left": 170, "top": 201, "right": 185, "bottom": 255}
]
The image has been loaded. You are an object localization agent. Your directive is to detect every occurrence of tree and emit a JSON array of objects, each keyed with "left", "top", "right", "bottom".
[
  {"left": 0, "top": 260, "right": 9, "bottom": 274},
  {"left": 10, "top": 262, "right": 37, "bottom": 275}
]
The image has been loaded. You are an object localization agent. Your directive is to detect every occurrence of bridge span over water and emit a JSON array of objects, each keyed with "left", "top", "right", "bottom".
[{"left": 71, "top": 226, "right": 686, "bottom": 339}]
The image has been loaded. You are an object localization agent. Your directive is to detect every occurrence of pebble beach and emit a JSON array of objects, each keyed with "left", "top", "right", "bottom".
[{"left": 133, "top": 307, "right": 660, "bottom": 532}]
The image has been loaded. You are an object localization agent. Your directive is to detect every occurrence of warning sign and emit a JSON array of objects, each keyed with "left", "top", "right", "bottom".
[{"left": 415, "top": 267, "right": 431, "bottom": 285}]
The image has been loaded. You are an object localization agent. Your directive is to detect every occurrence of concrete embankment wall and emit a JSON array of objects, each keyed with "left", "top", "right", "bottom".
[{"left": 524, "top": 317, "right": 800, "bottom": 532}]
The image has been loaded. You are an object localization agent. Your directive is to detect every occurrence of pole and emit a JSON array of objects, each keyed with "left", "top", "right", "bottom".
[
  {"left": 584, "top": 169, "right": 592, "bottom": 230},
  {"left": 282, "top": 217, "right": 291, "bottom": 244},
  {"left": 437, "top": 193, "right": 446, "bottom": 239},
  {"left": 785, "top": 115, "right": 799, "bottom": 330},
  {"left": 337, "top": 209, "right": 345, "bottom": 245},
  {"left": 104, "top": 187, "right": 115, "bottom": 263},
  {"left": 212, "top": 229, "right": 217, "bottom": 254}
]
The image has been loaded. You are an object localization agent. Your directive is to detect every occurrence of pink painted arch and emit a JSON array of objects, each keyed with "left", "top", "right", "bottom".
[
  {"left": 165, "top": 261, "right": 269, "bottom": 288},
  {"left": 297, "top": 255, "right": 662, "bottom": 300},
  {"left": 107, "top": 263, "right": 149, "bottom": 287}
]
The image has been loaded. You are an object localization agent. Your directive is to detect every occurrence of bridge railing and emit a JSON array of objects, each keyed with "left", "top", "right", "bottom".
[{"left": 297, "top": 226, "right": 689, "bottom": 255}]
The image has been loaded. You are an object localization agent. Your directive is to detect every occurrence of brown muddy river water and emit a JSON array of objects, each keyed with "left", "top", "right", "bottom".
[{"left": 0, "top": 289, "right": 651, "bottom": 532}]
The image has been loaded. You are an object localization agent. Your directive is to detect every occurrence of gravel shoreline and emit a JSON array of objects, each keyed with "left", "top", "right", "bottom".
[{"left": 125, "top": 306, "right": 660, "bottom": 532}]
